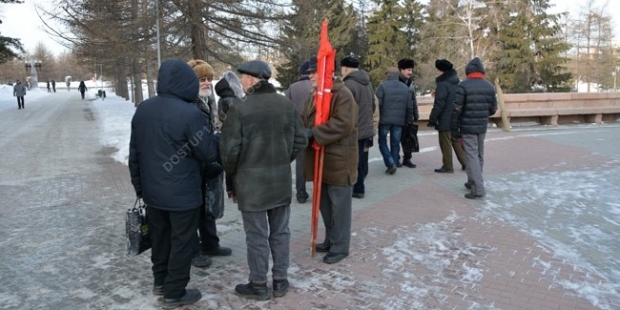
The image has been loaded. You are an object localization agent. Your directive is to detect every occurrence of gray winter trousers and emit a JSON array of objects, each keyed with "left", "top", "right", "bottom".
[
  {"left": 320, "top": 184, "right": 352, "bottom": 254},
  {"left": 462, "top": 133, "right": 486, "bottom": 196},
  {"left": 241, "top": 205, "right": 291, "bottom": 283}
]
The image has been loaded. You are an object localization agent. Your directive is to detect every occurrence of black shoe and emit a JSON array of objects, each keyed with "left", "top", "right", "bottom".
[
  {"left": 203, "top": 246, "right": 232, "bottom": 257},
  {"left": 296, "top": 193, "right": 308, "bottom": 204},
  {"left": 434, "top": 168, "right": 454, "bottom": 173},
  {"left": 162, "top": 289, "right": 202, "bottom": 309},
  {"left": 464, "top": 182, "right": 473, "bottom": 190},
  {"left": 191, "top": 254, "right": 212, "bottom": 268},
  {"left": 273, "top": 279, "right": 289, "bottom": 298},
  {"left": 153, "top": 285, "right": 164, "bottom": 296},
  {"left": 315, "top": 242, "right": 330, "bottom": 253},
  {"left": 323, "top": 252, "right": 348, "bottom": 264},
  {"left": 396, "top": 163, "right": 403, "bottom": 168},
  {"left": 234, "top": 282, "right": 270, "bottom": 300},
  {"left": 402, "top": 160, "right": 416, "bottom": 168},
  {"left": 352, "top": 192, "right": 364, "bottom": 199},
  {"left": 464, "top": 192, "right": 484, "bottom": 199},
  {"left": 386, "top": 165, "right": 397, "bottom": 175}
]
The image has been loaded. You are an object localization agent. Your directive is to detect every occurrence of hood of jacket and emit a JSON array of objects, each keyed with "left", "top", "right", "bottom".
[
  {"left": 215, "top": 71, "right": 245, "bottom": 99},
  {"left": 465, "top": 57, "right": 485, "bottom": 75},
  {"left": 435, "top": 69, "right": 459, "bottom": 84},
  {"left": 343, "top": 70, "right": 371, "bottom": 86},
  {"left": 156, "top": 60, "right": 199, "bottom": 102}
]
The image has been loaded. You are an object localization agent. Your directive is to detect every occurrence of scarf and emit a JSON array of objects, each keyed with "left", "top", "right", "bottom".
[{"left": 466, "top": 72, "right": 485, "bottom": 79}]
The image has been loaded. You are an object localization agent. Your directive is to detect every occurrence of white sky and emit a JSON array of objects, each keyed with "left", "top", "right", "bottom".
[{"left": 0, "top": 0, "right": 618, "bottom": 57}]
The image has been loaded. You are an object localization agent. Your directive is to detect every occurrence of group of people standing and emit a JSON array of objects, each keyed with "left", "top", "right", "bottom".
[{"left": 128, "top": 52, "right": 496, "bottom": 308}]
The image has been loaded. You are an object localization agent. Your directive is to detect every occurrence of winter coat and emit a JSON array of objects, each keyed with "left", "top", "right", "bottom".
[
  {"left": 128, "top": 60, "right": 219, "bottom": 212},
  {"left": 78, "top": 82, "right": 87, "bottom": 93},
  {"left": 429, "top": 69, "right": 459, "bottom": 131},
  {"left": 453, "top": 58, "right": 498, "bottom": 134},
  {"left": 343, "top": 70, "right": 375, "bottom": 140},
  {"left": 302, "top": 77, "right": 359, "bottom": 186},
  {"left": 376, "top": 75, "right": 413, "bottom": 126},
  {"left": 188, "top": 95, "right": 222, "bottom": 180},
  {"left": 215, "top": 71, "right": 245, "bottom": 124},
  {"left": 284, "top": 76, "right": 313, "bottom": 114},
  {"left": 399, "top": 75, "right": 419, "bottom": 121},
  {"left": 219, "top": 80, "right": 307, "bottom": 212},
  {"left": 13, "top": 83, "right": 27, "bottom": 97}
]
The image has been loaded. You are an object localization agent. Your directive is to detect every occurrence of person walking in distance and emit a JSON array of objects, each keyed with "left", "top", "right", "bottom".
[
  {"left": 452, "top": 57, "right": 497, "bottom": 199},
  {"left": 51, "top": 80, "right": 56, "bottom": 92},
  {"left": 428, "top": 59, "right": 467, "bottom": 173},
  {"left": 78, "top": 81, "right": 88, "bottom": 99},
  {"left": 220, "top": 60, "right": 307, "bottom": 300},
  {"left": 67, "top": 80, "right": 71, "bottom": 91},
  {"left": 284, "top": 60, "right": 314, "bottom": 203},
  {"left": 47, "top": 80, "right": 51, "bottom": 93},
  {"left": 13, "top": 80, "right": 26, "bottom": 110},
  {"left": 128, "top": 60, "right": 220, "bottom": 308},
  {"left": 397, "top": 58, "right": 419, "bottom": 168}
]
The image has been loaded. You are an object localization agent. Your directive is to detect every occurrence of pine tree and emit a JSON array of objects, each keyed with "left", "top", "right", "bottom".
[{"left": 0, "top": 0, "right": 25, "bottom": 63}]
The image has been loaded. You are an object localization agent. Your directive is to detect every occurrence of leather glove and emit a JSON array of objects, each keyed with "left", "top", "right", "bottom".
[
  {"left": 306, "top": 128, "right": 314, "bottom": 141},
  {"left": 204, "top": 162, "right": 223, "bottom": 179},
  {"left": 427, "top": 121, "right": 435, "bottom": 128}
]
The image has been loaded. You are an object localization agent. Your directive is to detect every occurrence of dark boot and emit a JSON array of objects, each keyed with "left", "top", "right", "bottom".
[
  {"left": 202, "top": 246, "right": 232, "bottom": 256},
  {"left": 315, "top": 242, "right": 330, "bottom": 253},
  {"left": 273, "top": 279, "right": 289, "bottom": 298},
  {"left": 402, "top": 160, "right": 416, "bottom": 168},
  {"left": 162, "top": 289, "right": 202, "bottom": 309},
  {"left": 234, "top": 282, "right": 270, "bottom": 300},
  {"left": 191, "top": 254, "right": 212, "bottom": 268}
]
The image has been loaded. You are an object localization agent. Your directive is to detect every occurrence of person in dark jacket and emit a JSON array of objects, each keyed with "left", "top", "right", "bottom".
[
  {"left": 284, "top": 60, "right": 313, "bottom": 204},
  {"left": 376, "top": 67, "right": 413, "bottom": 175},
  {"left": 220, "top": 60, "right": 307, "bottom": 300},
  {"left": 452, "top": 57, "right": 497, "bottom": 199},
  {"left": 428, "top": 59, "right": 467, "bottom": 173},
  {"left": 47, "top": 80, "right": 51, "bottom": 92},
  {"left": 77, "top": 81, "right": 87, "bottom": 99},
  {"left": 302, "top": 56, "right": 358, "bottom": 265},
  {"left": 51, "top": 80, "right": 56, "bottom": 92},
  {"left": 186, "top": 59, "right": 232, "bottom": 269},
  {"left": 397, "top": 58, "right": 419, "bottom": 168},
  {"left": 128, "top": 59, "right": 219, "bottom": 308},
  {"left": 13, "top": 80, "right": 26, "bottom": 109},
  {"left": 341, "top": 55, "right": 374, "bottom": 199},
  {"left": 215, "top": 70, "right": 245, "bottom": 203}
]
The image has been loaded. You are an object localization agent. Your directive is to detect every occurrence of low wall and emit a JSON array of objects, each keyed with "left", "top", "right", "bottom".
[{"left": 416, "top": 92, "right": 620, "bottom": 128}]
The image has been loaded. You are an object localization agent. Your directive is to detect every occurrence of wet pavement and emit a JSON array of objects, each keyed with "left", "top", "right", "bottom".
[{"left": 0, "top": 92, "right": 618, "bottom": 310}]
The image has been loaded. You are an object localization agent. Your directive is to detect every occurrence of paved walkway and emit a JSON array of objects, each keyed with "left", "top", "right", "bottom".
[{"left": 0, "top": 92, "right": 618, "bottom": 310}]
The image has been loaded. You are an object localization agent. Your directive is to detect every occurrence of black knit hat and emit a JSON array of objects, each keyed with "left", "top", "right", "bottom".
[
  {"left": 305, "top": 55, "right": 317, "bottom": 74},
  {"left": 397, "top": 58, "right": 415, "bottom": 70},
  {"left": 340, "top": 55, "right": 360, "bottom": 68},
  {"left": 435, "top": 59, "right": 453, "bottom": 72}
]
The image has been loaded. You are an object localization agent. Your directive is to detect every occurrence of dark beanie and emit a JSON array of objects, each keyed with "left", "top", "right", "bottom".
[
  {"left": 397, "top": 58, "right": 415, "bottom": 70},
  {"left": 298, "top": 60, "right": 310, "bottom": 75},
  {"left": 435, "top": 59, "right": 453, "bottom": 72},
  {"left": 340, "top": 55, "right": 360, "bottom": 68}
]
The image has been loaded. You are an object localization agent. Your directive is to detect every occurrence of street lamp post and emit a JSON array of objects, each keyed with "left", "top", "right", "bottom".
[{"left": 24, "top": 59, "right": 42, "bottom": 89}]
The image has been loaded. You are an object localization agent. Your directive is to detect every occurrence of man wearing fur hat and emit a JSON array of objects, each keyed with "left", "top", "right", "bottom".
[
  {"left": 186, "top": 59, "right": 232, "bottom": 269},
  {"left": 220, "top": 60, "right": 307, "bottom": 300},
  {"left": 428, "top": 59, "right": 467, "bottom": 173},
  {"left": 397, "top": 58, "right": 420, "bottom": 168},
  {"left": 285, "top": 60, "right": 314, "bottom": 204},
  {"left": 452, "top": 57, "right": 497, "bottom": 199},
  {"left": 340, "top": 54, "right": 375, "bottom": 199}
]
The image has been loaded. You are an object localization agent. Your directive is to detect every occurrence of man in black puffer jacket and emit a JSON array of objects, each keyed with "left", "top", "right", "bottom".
[
  {"left": 452, "top": 57, "right": 497, "bottom": 199},
  {"left": 129, "top": 59, "right": 219, "bottom": 308},
  {"left": 428, "top": 59, "right": 467, "bottom": 173}
]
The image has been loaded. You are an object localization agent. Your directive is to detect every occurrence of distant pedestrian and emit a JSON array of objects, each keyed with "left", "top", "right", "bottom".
[
  {"left": 51, "top": 80, "right": 56, "bottom": 92},
  {"left": 66, "top": 80, "right": 71, "bottom": 91},
  {"left": 78, "top": 81, "right": 87, "bottom": 99},
  {"left": 284, "top": 60, "right": 313, "bottom": 204},
  {"left": 452, "top": 57, "right": 497, "bottom": 199},
  {"left": 47, "top": 80, "right": 51, "bottom": 93},
  {"left": 128, "top": 59, "right": 220, "bottom": 308},
  {"left": 220, "top": 60, "right": 306, "bottom": 300},
  {"left": 13, "top": 80, "right": 26, "bottom": 110},
  {"left": 397, "top": 58, "right": 419, "bottom": 168},
  {"left": 376, "top": 67, "right": 413, "bottom": 175},
  {"left": 428, "top": 59, "right": 467, "bottom": 173}
]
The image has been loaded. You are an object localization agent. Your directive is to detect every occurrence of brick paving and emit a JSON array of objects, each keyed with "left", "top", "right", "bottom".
[{"left": 0, "top": 92, "right": 618, "bottom": 310}]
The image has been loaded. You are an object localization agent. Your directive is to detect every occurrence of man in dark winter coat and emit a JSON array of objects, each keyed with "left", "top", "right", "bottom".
[
  {"left": 13, "top": 80, "right": 26, "bottom": 109},
  {"left": 51, "top": 80, "right": 56, "bottom": 92},
  {"left": 376, "top": 67, "right": 413, "bottom": 175},
  {"left": 341, "top": 55, "right": 374, "bottom": 199},
  {"left": 302, "top": 56, "right": 358, "bottom": 265},
  {"left": 284, "top": 60, "right": 314, "bottom": 204},
  {"left": 186, "top": 59, "right": 233, "bottom": 269},
  {"left": 220, "top": 60, "right": 307, "bottom": 300},
  {"left": 452, "top": 57, "right": 497, "bottom": 199},
  {"left": 397, "top": 58, "right": 420, "bottom": 168},
  {"left": 78, "top": 81, "right": 88, "bottom": 99},
  {"left": 128, "top": 59, "right": 220, "bottom": 308},
  {"left": 428, "top": 59, "right": 467, "bottom": 173}
]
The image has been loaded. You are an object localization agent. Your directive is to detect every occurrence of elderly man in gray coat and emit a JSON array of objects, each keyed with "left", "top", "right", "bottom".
[
  {"left": 13, "top": 80, "right": 27, "bottom": 109},
  {"left": 220, "top": 60, "right": 307, "bottom": 300}
]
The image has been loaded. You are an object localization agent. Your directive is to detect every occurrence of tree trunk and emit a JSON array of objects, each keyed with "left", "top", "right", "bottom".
[{"left": 146, "top": 57, "right": 156, "bottom": 99}]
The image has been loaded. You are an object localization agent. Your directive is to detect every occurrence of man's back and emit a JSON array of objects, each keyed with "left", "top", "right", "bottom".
[
  {"left": 285, "top": 78, "right": 313, "bottom": 114},
  {"left": 343, "top": 70, "right": 374, "bottom": 140}
]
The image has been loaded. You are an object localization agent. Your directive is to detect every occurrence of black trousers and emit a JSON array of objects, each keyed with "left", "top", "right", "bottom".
[
  {"left": 17, "top": 96, "right": 24, "bottom": 109},
  {"left": 80, "top": 91, "right": 85, "bottom": 99},
  {"left": 148, "top": 206, "right": 200, "bottom": 299},
  {"left": 353, "top": 139, "right": 368, "bottom": 194},
  {"left": 197, "top": 174, "right": 220, "bottom": 254}
]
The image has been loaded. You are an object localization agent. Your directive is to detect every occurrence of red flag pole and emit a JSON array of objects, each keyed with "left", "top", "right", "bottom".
[{"left": 310, "top": 20, "right": 335, "bottom": 257}]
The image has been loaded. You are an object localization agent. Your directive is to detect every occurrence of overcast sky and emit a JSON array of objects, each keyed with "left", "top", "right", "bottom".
[{"left": 0, "top": 0, "right": 618, "bottom": 57}]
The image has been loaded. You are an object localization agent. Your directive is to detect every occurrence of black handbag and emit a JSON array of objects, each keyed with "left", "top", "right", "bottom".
[
  {"left": 402, "top": 123, "right": 420, "bottom": 153},
  {"left": 205, "top": 173, "right": 225, "bottom": 221},
  {"left": 126, "top": 198, "right": 151, "bottom": 257}
]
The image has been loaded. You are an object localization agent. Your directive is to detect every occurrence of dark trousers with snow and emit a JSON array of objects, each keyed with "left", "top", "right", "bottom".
[
  {"left": 320, "top": 184, "right": 352, "bottom": 255},
  {"left": 197, "top": 174, "right": 220, "bottom": 254},
  {"left": 148, "top": 206, "right": 200, "bottom": 299},
  {"left": 16, "top": 96, "right": 24, "bottom": 109}
]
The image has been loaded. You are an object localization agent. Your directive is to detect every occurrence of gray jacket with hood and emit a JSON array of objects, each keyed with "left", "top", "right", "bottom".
[{"left": 343, "top": 70, "right": 375, "bottom": 140}]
